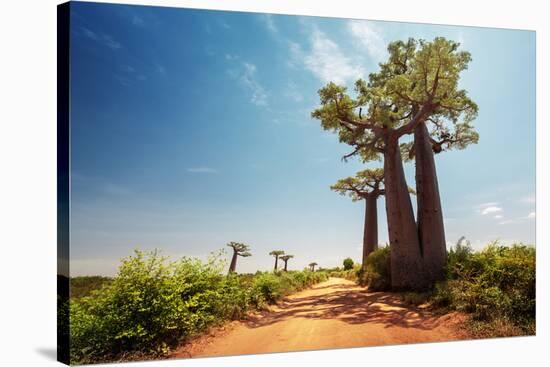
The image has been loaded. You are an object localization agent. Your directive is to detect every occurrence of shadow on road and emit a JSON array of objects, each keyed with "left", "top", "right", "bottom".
[{"left": 244, "top": 282, "right": 444, "bottom": 331}]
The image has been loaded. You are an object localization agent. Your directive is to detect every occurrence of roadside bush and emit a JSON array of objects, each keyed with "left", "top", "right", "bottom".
[
  {"left": 343, "top": 257, "right": 354, "bottom": 270},
  {"left": 432, "top": 241, "right": 535, "bottom": 334},
  {"left": 360, "top": 246, "right": 391, "bottom": 290},
  {"left": 69, "top": 250, "right": 328, "bottom": 364},
  {"left": 70, "top": 276, "right": 112, "bottom": 299}
]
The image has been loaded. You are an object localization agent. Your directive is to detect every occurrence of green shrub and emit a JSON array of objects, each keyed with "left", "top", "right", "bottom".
[
  {"left": 432, "top": 241, "right": 535, "bottom": 334},
  {"left": 70, "top": 276, "right": 113, "bottom": 299},
  {"left": 69, "top": 250, "right": 328, "bottom": 364},
  {"left": 361, "top": 246, "right": 391, "bottom": 290},
  {"left": 343, "top": 257, "right": 354, "bottom": 270}
]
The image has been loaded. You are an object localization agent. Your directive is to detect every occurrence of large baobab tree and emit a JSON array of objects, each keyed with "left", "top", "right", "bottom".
[
  {"left": 378, "top": 38, "right": 478, "bottom": 282},
  {"left": 227, "top": 242, "right": 251, "bottom": 274},
  {"left": 309, "top": 262, "right": 318, "bottom": 272},
  {"left": 312, "top": 37, "right": 477, "bottom": 289},
  {"left": 269, "top": 250, "right": 285, "bottom": 271},
  {"left": 331, "top": 169, "right": 385, "bottom": 268},
  {"left": 280, "top": 254, "right": 294, "bottom": 271}
]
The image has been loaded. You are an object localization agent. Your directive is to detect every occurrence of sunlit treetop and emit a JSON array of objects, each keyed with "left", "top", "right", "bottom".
[
  {"left": 311, "top": 37, "right": 479, "bottom": 162},
  {"left": 280, "top": 254, "right": 294, "bottom": 261},
  {"left": 269, "top": 250, "right": 285, "bottom": 256},
  {"left": 227, "top": 242, "right": 252, "bottom": 257},
  {"left": 330, "top": 168, "right": 385, "bottom": 201}
]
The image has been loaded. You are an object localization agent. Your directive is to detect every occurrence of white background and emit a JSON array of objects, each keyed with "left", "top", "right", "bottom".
[{"left": 0, "top": 0, "right": 547, "bottom": 366}]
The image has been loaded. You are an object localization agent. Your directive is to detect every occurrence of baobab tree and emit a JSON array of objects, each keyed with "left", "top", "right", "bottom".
[
  {"left": 309, "top": 262, "right": 318, "bottom": 272},
  {"left": 227, "top": 242, "right": 251, "bottom": 274},
  {"left": 377, "top": 38, "right": 478, "bottom": 282},
  {"left": 331, "top": 169, "right": 385, "bottom": 268},
  {"left": 312, "top": 37, "right": 477, "bottom": 289},
  {"left": 280, "top": 254, "right": 294, "bottom": 271},
  {"left": 269, "top": 250, "right": 285, "bottom": 271}
]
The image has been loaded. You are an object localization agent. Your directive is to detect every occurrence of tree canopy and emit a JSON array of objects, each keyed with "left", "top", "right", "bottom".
[
  {"left": 311, "top": 37, "right": 478, "bottom": 162},
  {"left": 227, "top": 242, "right": 251, "bottom": 257},
  {"left": 331, "top": 168, "right": 385, "bottom": 201}
]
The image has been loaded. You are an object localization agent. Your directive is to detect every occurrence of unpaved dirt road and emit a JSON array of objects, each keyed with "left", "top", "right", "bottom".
[{"left": 172, "top": 277, "right": 467, "bottom": 359}]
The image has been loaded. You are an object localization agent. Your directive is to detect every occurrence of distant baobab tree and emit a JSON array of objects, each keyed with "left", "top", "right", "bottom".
[
  {"left": 309, "top": 262, "right": 318, "bottom": 272},
  {"left": 331, "top": 169, "right": 385, "bottom": 268},
  {"left": 269, "top": 250, "right": 285, "bottom": 271},
  {"left": 280, "top": 254, "right": 294, "bottom": 271},
  {"left": 227, "top": 242, "right": 251, "bottom": 274}
]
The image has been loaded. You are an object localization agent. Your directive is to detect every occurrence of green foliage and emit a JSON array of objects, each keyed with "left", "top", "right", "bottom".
[
  {"left": 227, "top": 242, "right": 251, "bottom": 257},
  {"left": 431, "top": 241, "right": 535, "bottom": 334},
  {"left": 70, "top": 276, "right": 112, "bottom": 299},
  {"left": 69, "top": 250, "right": 327, "bottom": 364},
  {"left": 359, "top": 246, "right": 392, "bottom": 290},
  {"left": 343, "top": 257, "right": 354, "bottom": 270},
  {"left": 331, "top": 169, "right": 384, "bottom": 201},
  {"left": 311, "top": 37, "right": 478, "bottom": 163}
]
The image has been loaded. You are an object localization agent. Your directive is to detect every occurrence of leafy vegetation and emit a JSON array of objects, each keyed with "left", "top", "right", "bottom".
[
  {"left": 431, "top": 240, "right": 535, "bottom": 336},
  {"left": 329, "top": 240, "right": 535, "bottom": 337},
  {"left": 69, "top": 250, "right": 327, "bottom": 364},
  {"left": 342, "top": 257, "right": 354, "bottom": 270},
  {"left": 355, "top": 246, "right": 391, "bottom": 290},
  {"left": 70, "top": 276, "right": 112, "bottom": 299}
]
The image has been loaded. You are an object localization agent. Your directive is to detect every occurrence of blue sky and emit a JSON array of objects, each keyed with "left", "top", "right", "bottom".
[{"left": 69, "top": 2, "right": 536, "bottom": 276}]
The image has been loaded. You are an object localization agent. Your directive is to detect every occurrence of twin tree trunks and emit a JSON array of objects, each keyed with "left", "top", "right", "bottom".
[{"left": 383, "top": 123, "right": 447, "bottom": 290}]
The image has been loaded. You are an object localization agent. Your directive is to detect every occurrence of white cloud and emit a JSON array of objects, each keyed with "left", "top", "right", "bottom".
[
  {"left": 81, "top": 27, "right": 121, "bottom": 49},
  {"left": 527, "top": 212, "right": 536, "bottom": 219},
  {"left": 293, "top": 28, "right": 364, "bottom": 85},
  {"left": 101, "top": 34, "right": 121, "bottom": 50},
  {"left": 347, "top": 20, "right": 387, "bottom": 62},
  {"left": 238, "top": 63, "right": 268, "bottom": 107},
  {"left": 261, "top": 14, "right": 278, "bottom": 33},
  {"left": 285, "top": 81, "right": 303, "bottom": 102},
  {"left": 132, "top": 15, "right": 145, "bottom": 27},
  {"left": 186, "top": 167, "right": 218, "bottom": 174},
  {"left": 156, "top": 64, "right": 166, "bottom": 75},
  {"left": 225, "top": 53, "right": 239, "bottom": 61},
  {"left": 494, "top": 215, "right": 503, "bottom": 219},
  {"left": 481, "top": 206, "right": 502, "bottom": 215}
]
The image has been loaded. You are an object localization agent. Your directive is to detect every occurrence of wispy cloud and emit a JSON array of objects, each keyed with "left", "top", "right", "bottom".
[
  {"left": 347, "top": 20, "right": 387, "bottom": 62},
  {"left": 230, "top": 62, "right": 268, "bottom": 107},
  {"left": 494, "top": 215, "right": 503, "bottom": 219},
  {"left": 132, "top": 15, "right": 145, "bottom": 27},
  {"left": 476, "top": 202, "right": 503, "bottom": 215},
  {"left": 527, "top": 211, "right": 536, "bottom": 219},
  {"left": 285, "top": 81, "right": 303, "bottom": 102},
  {"left": 186, "top": 167, "right": 218, "bottom": 174},
  {"left": 156, "top": 64, "right": 166, "bottom": 75},
  {"left": 225, "top": 53, "right": 239, "bottom": 61},
  {"left": 260, "top": 14, "right": 278, "bottom": 33},
  {"left": 81, "top": 27, "right": 121, "bottom": 50},
  {"left": 481, "top": 206, "right": 502, "bottom": 215},
  {"left": 291, "top": 27, "right": 364, "bottom": 85}
]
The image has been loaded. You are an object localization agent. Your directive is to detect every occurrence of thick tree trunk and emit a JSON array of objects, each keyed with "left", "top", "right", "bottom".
[
  {"left": 362, "top": 196, "right": 378, "bottom": 268},
  {"left": 228, "top": 251, "right": 238, "bottom": 273},
  {"left": 284, "top": 261, "right": 288, "bottom": 271},
  {"left": 274, "top": 256, "right": 279, "bottom": 271},
  {"left": 414, "top": 122, "right": 447, "bottom": 283},
  {"left": 384, "top": 137, "right": 428, "bottom": 290}
]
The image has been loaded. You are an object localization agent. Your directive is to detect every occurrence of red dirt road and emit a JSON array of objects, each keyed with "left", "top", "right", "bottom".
[{"left": 172, "top": 277, "right": 467, "bottom": 359}]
